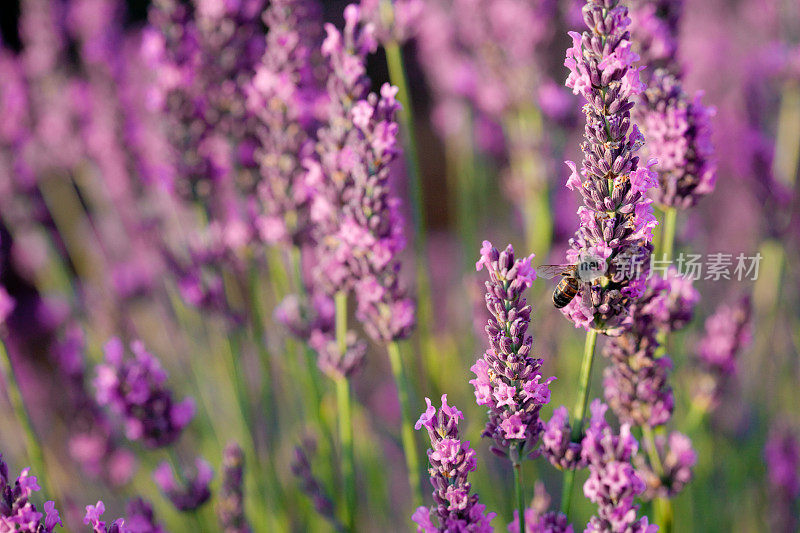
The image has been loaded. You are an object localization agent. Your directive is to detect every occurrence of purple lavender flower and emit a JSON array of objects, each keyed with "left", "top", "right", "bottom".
[
  {"left": 638, "top": 72, "right": 717, "bottom": 209},
  {"left": 629, "top": 0, "right": 683, "bottom": 75},
  {"left": 601, "top": 273, "right": 682, "bottom": 428},
  {"left": 308, "top": 329, "right": 367, "bottom": 380},
  {"left": 94, "top": 338, "right": 195, "bottom": 448},
  {"left": 153, "top": 458, "right": 213, "bottom": 512},
  {"left": 628, "top": 0, "right": 717, "bottom": 210},
  {"left": 470, "top": 241, "right": 554, "bottom": 458},
  {"left": 247, "top": 0, "right": 325, "bottom": 247},
  {"left": 125, "top": 497, "right": 165, "bottom": 533},
  {"left": 275, "top": 292, "right": 335, "bottom": 340},
  {"left": 581, "top": 401, "right": 656, "bottom": 533},
  {"left": 415, "top": 0, "right": 559, "bottom": 123},
  {"left": 0, "top": 454, "right": 61, "bottom": 532},
  {"left": 412, "top": 395, "right": 496, "bottom": 532},
  {"left": 560, "top": 0, "right": 658, "bottom": 333},
  {"left": 358, "top": 0, "right": 423, "bottom": 45},
  {"left": 764, "top": 422, "right": 800, "bottom": 533},
  {"left": 635, "top": 431, "right": 697, "bottom": 500},
  {"left": 217, "top": 443, "right": 250, "bottom": 533},
  {"left": 696, "top": 296, "right": 752, "bottom": 376},
  {"left": 507, "top": 482, "right": 572, "bottom": 533},
  {"left": 540, "top": 406, "right": 586, "bottom": 471},
  {"left": 291, "top": 439, "right": 342, "bottom": 531},
  {"left": 84, "top": 501, "right": 126, "bottom": 533},
  {"left": 306, "top": 5, "right": 416, "bottom": 343}
]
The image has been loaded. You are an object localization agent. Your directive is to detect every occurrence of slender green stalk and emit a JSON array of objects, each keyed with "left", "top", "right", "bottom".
[
  {"left": 0, "top": 339, "right": 51, "bottom": 497},
  {"left": 383, "top": 41, "right": 425, "bottom": 264},
  {"left": 560, "top": 329, "right": 599, "bottom": 517},
  {"left": 505, "top": 108, "right": 553, "bottom": 257},
  {"left": 772, "top": 81, "right": 800, "bottom": 191},
  {"left": 643, "top": 426, "right": 673, "bottom": 532},
  {"left": 335, "top": 292, "right": 355, "bottom": 530},
  {"left": 660, "top": 207, "right": 677, "bottom": 263},
  {"left": 512, "top": 445, "right": 525, "bottom": 533},
  {"left": 387, "top": 341, "right": 422, "bottom": 507}
]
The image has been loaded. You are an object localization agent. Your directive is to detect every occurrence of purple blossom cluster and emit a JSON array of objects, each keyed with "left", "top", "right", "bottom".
[
  {"left": 246, "top": 0, "right": 325, "bottom": 247},
  {"left": 696, "top": 296, "right": 752, "bottom": 376},
  {"left": 217, "top": 443, "right": 250, "bottom": 533},
  {"left": 638, "top": 72, "right": 716, "bottom": 209},
  {"left": 561, "top": 0, "right": 659, "bottom": 333},
  {"left": 630, "top": 0, "right": 717, "bottom": 209},
  {"left": 471, "top": 241, "right": 554, "bottom": 458},
  {"left": 581, "top": 401, "right": 656, "bottom": 533},
  {"left": 412, "top": 395, "right": 495, "bottom": 532},
  {"left": 305, "top": 4, "right": 415, "bottom": 344},
  {"left": 415, "top": 0, "right": 561, "bottom": 134},
  {"left": 84, "top": 501, "right": 126, "bottom": 533},
  {"left": 601, "top": 269, "right": 699, "bottom": 428},
  {"left": 764, "top": 423, "right": 800, "bottom": 533},
  {"left": 291, "top": 439, "right": 341, "bottom": 530},
  {"left": 635, "top": 431, "right": 697, "bottom": 500},
  {"left": 124, "top": 498, "right": 164, "bottom": 533},
  {"left": 94, "top": 338, "right": 195, "bottom": 449},
  {"left": 143, "top": 0, "right": 268, "bottom": 315},
  {"left": 540, "top": 406, "right": 586, "bottom": 471},
  {"left": 0, "top": 454, "right": 61, "bottom": 532},
  {"left": 153, "top": 457, "right": 213, "bottom": 512}
]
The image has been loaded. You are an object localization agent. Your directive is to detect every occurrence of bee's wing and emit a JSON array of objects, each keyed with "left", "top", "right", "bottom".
[{"left": 537, "top": 264, "right": 574, "bottom": 280}]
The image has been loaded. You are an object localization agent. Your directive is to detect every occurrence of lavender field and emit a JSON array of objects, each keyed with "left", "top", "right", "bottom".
[{"left": 0, "top": 0, "right": 798, "bottom": 531}]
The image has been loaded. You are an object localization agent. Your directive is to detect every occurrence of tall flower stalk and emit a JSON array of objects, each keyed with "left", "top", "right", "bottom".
[
  {"left": 412, "top": 395, "right": 496, "bottom": 532},
  {"left": 557, "top": 0, "right": 658, "bottom": 519},
  {"left": 306, "top": 3, "right": 420, "bottom": 523}
]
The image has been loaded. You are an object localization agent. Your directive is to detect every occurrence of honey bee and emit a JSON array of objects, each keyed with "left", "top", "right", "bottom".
[{"left": 538, "top": 253, "right": 607, "bottom": 309}]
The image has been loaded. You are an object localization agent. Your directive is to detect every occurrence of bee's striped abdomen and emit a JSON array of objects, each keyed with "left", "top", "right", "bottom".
[{"left": 553, "top": 277, "right": 580, "bottom": 309}]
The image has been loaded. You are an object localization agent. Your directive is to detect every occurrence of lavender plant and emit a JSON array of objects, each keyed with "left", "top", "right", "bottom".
[
  {"left": 471, "top": 241, "right": 554, "bottom": 529},
  {"left": 412, "top": 395, "right": 496, "bottom": 532}
]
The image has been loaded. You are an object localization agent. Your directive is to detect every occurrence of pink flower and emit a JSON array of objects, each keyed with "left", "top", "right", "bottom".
[{"left": 500, "top": 414, "right": 526, "bottom": 440}]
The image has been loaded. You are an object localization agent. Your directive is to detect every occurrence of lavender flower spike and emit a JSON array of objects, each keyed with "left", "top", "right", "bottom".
[
  {"left": 94, "top": 338, "right": 195, "bottom": 448},
  {"left": 581, "top": 401, "right": 656, "bottom": 533},
  {"left": 471, "top": 241, "right": 555, "bottom": 458},
  {"left": 153, "top": 457, "right": 213, "bottom": 512},
  {"left": 635, "top": 431, "right": 697, "bottom": 500},
  {"left": 306, "top": 4, "right": 415, "bottom": 343},
  {"left": 764, "top": 422, "right": 800, "bottom": 533},
  {"left": 125, "top": 497, "right": 165, "bottom": 533},
  {"left": 218, "top": 443, "right": 250, "bottom": 533},
  {"left": 291, "top": 439, "right": 342, "bottom": 531},
  {"left": 0, "top": 453, "right": 61, "bottom": 532},
  {"left": 84, "top": 501, "right": 127, "bottom": 533},
  {"left": 412, "top": 395, "right": 495, "bottom": 532},
  {"left": 561, "top": 0, "right": 658, "bottom": 333}
]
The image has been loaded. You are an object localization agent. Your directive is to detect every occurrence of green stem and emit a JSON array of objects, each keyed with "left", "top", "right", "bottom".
[
  {"left": 643, "top": 425, "right": 673, "bottom": 532},
  {"left": 335, "top": 292, "right": 355, "bottom": 531},
  {"left": 387, "top": 341, "right": 422, "bottom": 507},
  {"left": 660, "top": 207, "right": 677, "bottom": 263},
  {"left": 384, "top": 41, "right": 425, "bottom": 263},
  {"left": 0, "top": 339, "right": 51, "bottom": 497},
  {"left": 512, "top": 448, "right": 525, "bottom": 533},
  {"left": 560, "top": 329, "right": 599, "bottom": 517}
]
